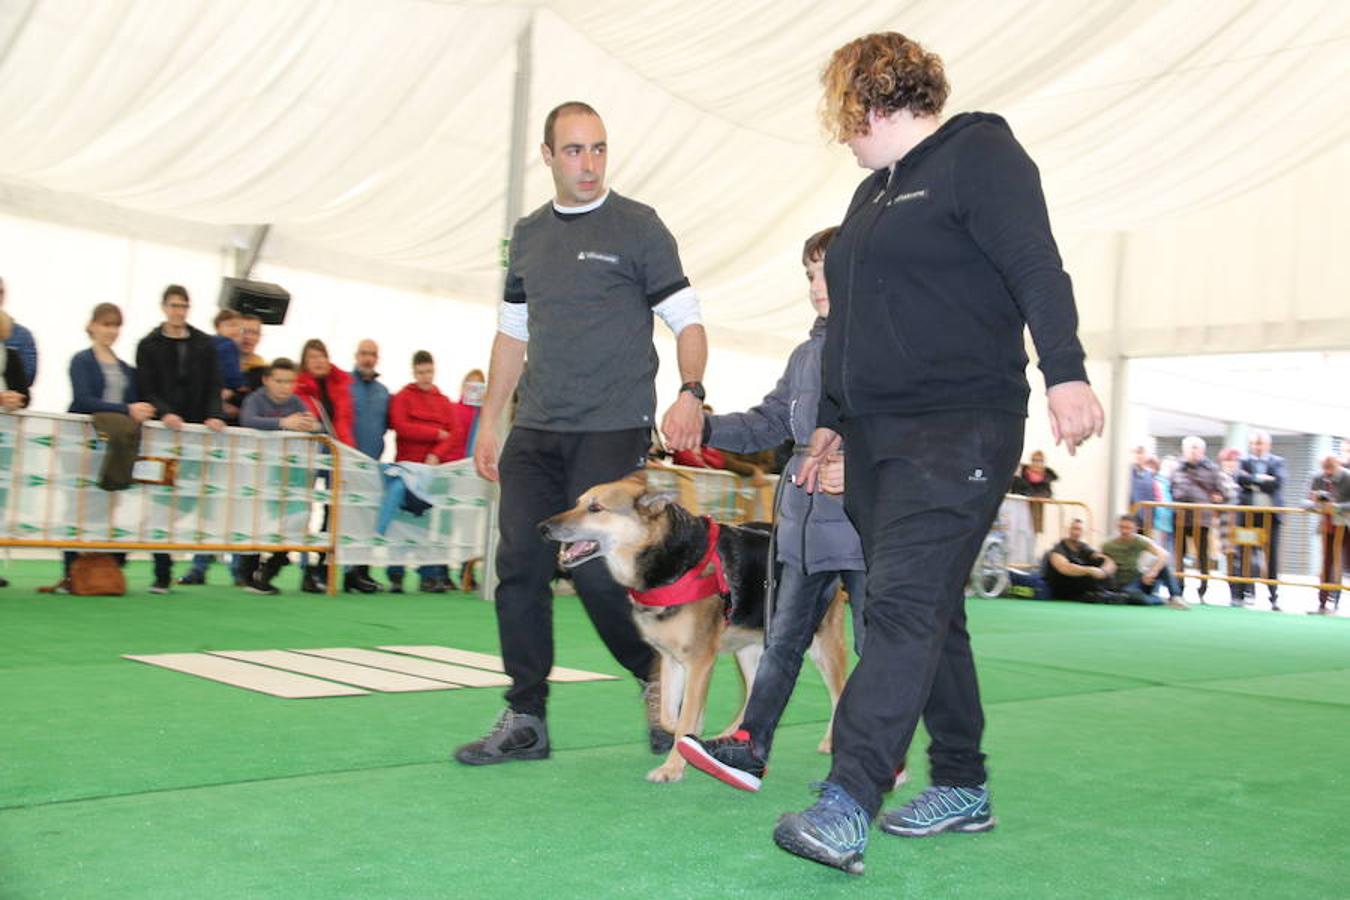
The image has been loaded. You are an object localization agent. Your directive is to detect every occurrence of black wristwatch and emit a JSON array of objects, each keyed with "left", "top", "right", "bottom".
[{"left": 679, "top": 381, "right": 706, "bottom": 401}]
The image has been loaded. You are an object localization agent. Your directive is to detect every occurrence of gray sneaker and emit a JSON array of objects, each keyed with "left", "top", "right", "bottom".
[
  {"left": 453, "top": 710, "right": 550, "bottom": 766},
  {"left": 881, "top": 784, "right": 996, "bottom": 837}
]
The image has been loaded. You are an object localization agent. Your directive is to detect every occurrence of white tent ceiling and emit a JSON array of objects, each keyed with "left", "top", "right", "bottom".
[{"left": 1, "top": 0, "right": 1347, "bottom": 355}]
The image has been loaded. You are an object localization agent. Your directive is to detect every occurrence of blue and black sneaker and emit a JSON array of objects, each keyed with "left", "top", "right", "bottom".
[
  {"left": 880, "top": 784, "right": 995, "bottom": 837},
  {"left": 772, "top": 781, "right": 870, "bottom": 875}
]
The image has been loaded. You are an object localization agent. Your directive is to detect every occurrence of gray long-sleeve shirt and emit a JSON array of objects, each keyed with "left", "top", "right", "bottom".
[{"left": 240, "top": 390, "right": 307, "bottom": 430}]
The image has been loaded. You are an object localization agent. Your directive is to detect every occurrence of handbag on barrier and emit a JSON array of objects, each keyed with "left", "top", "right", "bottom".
[{"left": 69, "top": 553, "right": 126, "bottom": 596}]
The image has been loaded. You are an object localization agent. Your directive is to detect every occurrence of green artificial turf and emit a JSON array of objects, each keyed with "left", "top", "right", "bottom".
[{"left": 0, "top": 560, "right": 1346, "bottom": 898}]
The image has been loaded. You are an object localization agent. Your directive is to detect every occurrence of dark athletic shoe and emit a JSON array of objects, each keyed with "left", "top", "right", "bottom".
[
  {"left": 343, "top": 572, "right": 382, "bottom": 594},
  {"left": 880, "top": 784, "right": 996, "bottom": 837},
  {"left": 148, "top": 578, "right": 172, "bottom": 595},
  {"left": 773, "top": 781, "right": 870, "bottom": 875},
  {"left": 453, "top": 710, "right": 550, "bottom": 766},
  {"left": 678, "top": 730, "right": 766, "bottom": 792},
  {"left": 245, "top": 574, "right": 280, "bottom": 596},
  {"left": 300, "top": 570, "right": 326, "bottom": 594},
  {"left": 176, "top": 571, "right": 206, "bottom": 586}
]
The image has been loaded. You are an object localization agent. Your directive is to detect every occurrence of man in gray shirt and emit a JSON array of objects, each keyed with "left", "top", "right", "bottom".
[{"left": 455, "top": 101, "right": 708, "bottom": 766}]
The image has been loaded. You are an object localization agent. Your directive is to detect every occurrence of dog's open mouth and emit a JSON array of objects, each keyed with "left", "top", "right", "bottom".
[{"left": 558, "top": 540, "right": 601, "bottom": 568}]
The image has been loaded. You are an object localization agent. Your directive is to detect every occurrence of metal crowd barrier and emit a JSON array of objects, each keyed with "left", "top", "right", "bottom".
[
  {"left": 644, "top": 463, "right": 778, "bottom": 523},
  {"left": 0, "top": 410, "right": 343, "bottom": 594},
  {"left": 1132, "top": 499, "right": 1348, "bottom": 597},
  {"left": 998, "top": 495, "right": 1095, "bottom": 569}
]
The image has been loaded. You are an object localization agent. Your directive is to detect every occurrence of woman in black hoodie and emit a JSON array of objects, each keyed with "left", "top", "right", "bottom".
[{"left": 773, "top": 32, "right": 1104, "bottom": 875}]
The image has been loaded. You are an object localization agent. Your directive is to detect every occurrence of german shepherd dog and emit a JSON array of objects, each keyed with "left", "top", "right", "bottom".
[{"left": 540, "top": 471, "right": 848, "bottom": 783}]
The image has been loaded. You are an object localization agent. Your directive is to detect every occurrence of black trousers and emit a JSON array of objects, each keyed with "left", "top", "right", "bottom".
[
  {"left": 827, "top": 410, "right": 1023, "bottom": 818},
  {"left": 494, "top": 426, "right": 656, "bottom": 718},
  {"left": 1234, "top": 512, "right": 1280, "bottom": 602},
  {"left": 1173, "top": 513, "right": 1212, "bottom": 598}
]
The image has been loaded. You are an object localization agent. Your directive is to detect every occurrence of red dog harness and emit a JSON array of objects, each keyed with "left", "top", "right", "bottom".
[{"left": 628, "top": 517, "right": 729, "bottom": 608}]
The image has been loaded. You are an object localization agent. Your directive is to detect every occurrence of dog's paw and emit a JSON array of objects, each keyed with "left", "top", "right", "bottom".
[{"left": 645, "top": 761, "right": 686, "bottom": 783}]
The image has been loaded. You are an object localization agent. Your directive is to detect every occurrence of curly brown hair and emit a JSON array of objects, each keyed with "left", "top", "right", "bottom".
[{"left": 820, "top": 33, "right": 949, "bottom": 141}]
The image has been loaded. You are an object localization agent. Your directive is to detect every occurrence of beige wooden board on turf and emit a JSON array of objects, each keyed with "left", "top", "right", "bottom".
[
  {"left": 124, "top": 653, "right": 367, "bottom": 698},
  {"left": 210, "top": 650, "right": 459, "bottom": 693},
  {"left": 295, "top": 648, "right": 513, "bottom": 687},
  {"left": 379, "top": 645, "right": 619, "bottom": 682}
]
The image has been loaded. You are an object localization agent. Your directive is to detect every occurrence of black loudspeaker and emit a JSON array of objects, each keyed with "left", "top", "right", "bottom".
[{"left": 218, "top": 277, "right": 290, "bottom": 325}]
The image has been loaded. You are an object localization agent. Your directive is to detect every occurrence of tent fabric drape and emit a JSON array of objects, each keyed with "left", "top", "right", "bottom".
[{"left": 1, "top": 0, "right": 1346, "bottom": 353}]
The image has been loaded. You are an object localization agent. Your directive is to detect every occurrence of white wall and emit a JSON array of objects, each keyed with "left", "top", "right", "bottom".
[{"left": 0, "top": 212, "right": 228, "bottom": 413}]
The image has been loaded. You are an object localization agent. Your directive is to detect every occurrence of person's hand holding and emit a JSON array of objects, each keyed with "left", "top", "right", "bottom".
[
  {"left": 818, "top": 451, "right": 846, "bottom": 494},
  {"left": 661, "top": 392, "right": 703, "bottom": 451},
  {"left": 204, "top": 417, "right": 226, "bottom": 433},
  {"left": 1046, "top": 381, "right": 1104, "bottom": 456},
  {"left": 0, "top": 390, "right": 23, "bottom": 411},
  {"left": 794, "top": 427, "right": 842, "bottom": 494},
  {"left": 425, "top": 453, "right": 441, "bottom": 465},
  {"left": 128, "top": 402, "right": 156, "bottom": 423},
  {"left": 161, "top": 413, "right": 185, "bottom": 431}
]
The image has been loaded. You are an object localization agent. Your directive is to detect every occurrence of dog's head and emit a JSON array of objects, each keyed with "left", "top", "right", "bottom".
[{"left": 538, "top": 471, "right": 678, "bottom": 588}]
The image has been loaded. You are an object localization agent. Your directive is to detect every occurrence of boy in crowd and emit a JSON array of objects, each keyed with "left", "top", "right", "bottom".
[
  {"left": 387, "top": 349, "right": 459, "bottom": 592},
  {"left": 179, "top": 308, "right": 251, "bottom": 586},
  {"left": 237, "top": 358, "right": 320, "bottom": 594}
]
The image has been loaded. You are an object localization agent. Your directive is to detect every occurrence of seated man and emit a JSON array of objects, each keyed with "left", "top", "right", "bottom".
[
  {"left": 1042, "top": 518, "right": 1115, "bottom": 602},
  {"left": 1101, "top": 514, "right": 1187, "bottom": 609}
]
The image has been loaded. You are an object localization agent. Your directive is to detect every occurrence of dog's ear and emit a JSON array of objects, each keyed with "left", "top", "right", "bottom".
[{"left": 635, "top": 489, "right": 676, "bottom": 518}]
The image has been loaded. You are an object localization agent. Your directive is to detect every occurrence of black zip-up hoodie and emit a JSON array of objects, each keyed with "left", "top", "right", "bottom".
[
  {"left": 134, "top": 324, "right": 224, "bottom": 423},
  {"left": 818, "top": 112, "right": 1088, "bottom": 429}
]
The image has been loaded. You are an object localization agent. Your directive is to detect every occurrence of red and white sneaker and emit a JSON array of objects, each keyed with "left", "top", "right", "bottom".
[{"left": 677, "top": 730, "right": 766, "bottom": 792}]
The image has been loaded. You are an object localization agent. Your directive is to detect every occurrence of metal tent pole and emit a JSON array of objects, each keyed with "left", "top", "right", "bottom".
[{"left": 482, "top": 14, "right": 533, "bottom": 602}]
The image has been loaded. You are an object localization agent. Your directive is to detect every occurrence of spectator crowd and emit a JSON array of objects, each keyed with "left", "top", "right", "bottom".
[{"left": 0, "top": 279, "right": 485, "bottom": 596}]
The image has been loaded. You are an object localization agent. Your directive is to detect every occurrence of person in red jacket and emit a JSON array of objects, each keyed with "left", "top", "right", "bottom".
[
  {"left": 387, "top": 350, "right": 461, "bottom": 592},
  {"left": 294, "top": 338, "right": 359, "bottom": 592},
  {"left": 445, "top": 368, "right": 486, "bottom": 462},
  {"left": 296, "top": 339, "right": 355, "bottom": 447}
]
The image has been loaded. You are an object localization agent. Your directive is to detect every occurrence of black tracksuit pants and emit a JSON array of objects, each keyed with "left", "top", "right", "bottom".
[
  {"left": 494, "top": 426, "right": 656, "bottom": 718},
  {"left": 827, "top": 410, "right": 1023, "bottom": 818}
]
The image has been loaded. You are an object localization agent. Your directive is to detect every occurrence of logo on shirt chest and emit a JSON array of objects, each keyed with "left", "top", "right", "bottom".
[
  {"left": 577, "top": 250, "right": 621, "bottom": 264},
  {"left": 886, "top": 188, "right": 929, "bottom": 207}
]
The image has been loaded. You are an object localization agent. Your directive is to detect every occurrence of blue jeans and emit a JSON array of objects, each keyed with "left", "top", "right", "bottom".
[
  {"left": 742, "top": 565, "right": 865, "bottom": 757},
  {"left": 387, "top": 565, "right": 448, "bottom": 582},
  {"left": 1121, "top": 566, "right": 1181, "bottom": 605}
]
